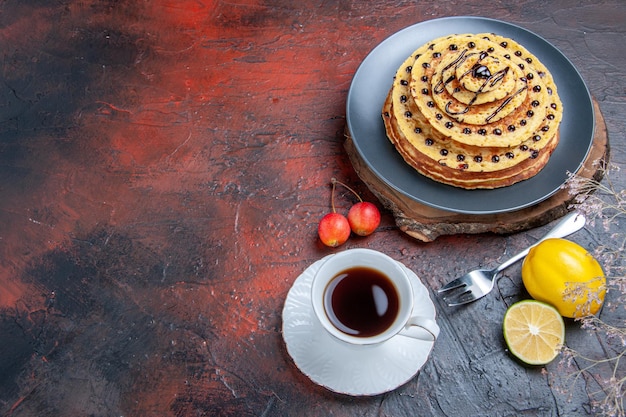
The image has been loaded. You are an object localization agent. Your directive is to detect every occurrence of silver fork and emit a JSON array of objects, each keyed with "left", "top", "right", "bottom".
[{"left": 437, "top": 212, "right": 586, "bottom": 307}]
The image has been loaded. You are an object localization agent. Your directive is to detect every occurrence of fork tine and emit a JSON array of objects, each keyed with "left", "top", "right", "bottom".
[
  {"left": 437, "top": 278, "right": 467, "bottom": 294},
  {"left": 437, "top": 276, "right": 469, "bottom": 293},
  {"left": 443, "top": 288, "right": 485, "bottom": 306}
]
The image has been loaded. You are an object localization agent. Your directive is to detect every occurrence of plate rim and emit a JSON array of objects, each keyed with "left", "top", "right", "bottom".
[{"left": 346, "top": 16, "right": 595, "bottom": 215}]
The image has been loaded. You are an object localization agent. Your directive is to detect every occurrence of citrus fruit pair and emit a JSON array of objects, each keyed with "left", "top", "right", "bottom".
[{"left": 503, "top": 238, "right": 606, "bottom": 365}]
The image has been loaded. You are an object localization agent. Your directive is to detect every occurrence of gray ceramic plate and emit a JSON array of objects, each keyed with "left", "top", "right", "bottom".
[{"left": 346, "top": 16, "right": 594, "bottom": 215}]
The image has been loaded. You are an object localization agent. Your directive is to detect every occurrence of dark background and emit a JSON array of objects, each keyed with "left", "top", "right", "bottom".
[{"left": 0, "top": 1, "right": 624, "bottom": 416}]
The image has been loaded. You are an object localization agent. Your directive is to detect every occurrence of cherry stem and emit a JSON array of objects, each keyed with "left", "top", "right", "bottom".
[
  {"left": 330, "top": 180, "right": 337, "bottom": 213},
  {"left": 331, "top": 178, "right": 363, "bottom": 203}
]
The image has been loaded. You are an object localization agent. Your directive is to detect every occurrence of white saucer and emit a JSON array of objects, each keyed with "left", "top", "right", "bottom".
[{"left": 282, "top": 254, "right": 437, "bottom": 396}]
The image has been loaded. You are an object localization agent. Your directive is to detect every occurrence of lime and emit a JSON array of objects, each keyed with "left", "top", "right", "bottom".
[{"left": 503, "top": 300, "right": 565, "bottom": 365}]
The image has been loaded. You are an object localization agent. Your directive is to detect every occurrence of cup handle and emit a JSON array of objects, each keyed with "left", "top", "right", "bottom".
[{"left": 399, "top": 316, "right": 440, "bottom": 341}]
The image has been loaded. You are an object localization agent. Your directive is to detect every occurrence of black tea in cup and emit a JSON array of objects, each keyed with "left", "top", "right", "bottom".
[{"left": 323, "top": 267, "right": 400, "bottom": 338}]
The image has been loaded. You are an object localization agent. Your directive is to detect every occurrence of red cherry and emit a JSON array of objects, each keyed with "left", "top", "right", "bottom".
[
  {"left": 318, "top": 212, "right": 351, "bottom": 247},
  {"left": 347, "top": 201, "right": 381, "bottom": 236}
]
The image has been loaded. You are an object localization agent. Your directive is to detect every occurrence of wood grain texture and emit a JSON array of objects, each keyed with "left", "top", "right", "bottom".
[{"left": 0, "top": 1, "right": 624, "bottom": 416}]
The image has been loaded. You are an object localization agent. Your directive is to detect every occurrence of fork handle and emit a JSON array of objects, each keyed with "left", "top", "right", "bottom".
[{"left": 495, "top": 212, "right": 586, "bottom": 274}]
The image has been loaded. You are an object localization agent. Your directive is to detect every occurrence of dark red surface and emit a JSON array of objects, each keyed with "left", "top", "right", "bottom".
[{"left": 1, "top": 1, "right": 625, "bottom": 416}]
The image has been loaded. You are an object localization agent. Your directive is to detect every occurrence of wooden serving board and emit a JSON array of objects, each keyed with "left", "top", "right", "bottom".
[{"left": 345, "top": 100, "right": 609, "bottom": 242}]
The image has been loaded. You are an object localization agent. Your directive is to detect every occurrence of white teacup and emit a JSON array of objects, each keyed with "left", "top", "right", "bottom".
[{"left": 311, "top": 248, "right": 439, "bottom": 345}]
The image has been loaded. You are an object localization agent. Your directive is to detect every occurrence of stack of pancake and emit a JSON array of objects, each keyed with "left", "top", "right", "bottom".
[{"left": 382, "top": 33, "right": 562, "bottom": 189}]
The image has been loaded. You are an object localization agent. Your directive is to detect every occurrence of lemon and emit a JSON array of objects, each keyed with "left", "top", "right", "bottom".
[
  {"left": 503, "top": 300, "right": 565, "bottom": 365},
  {"left": 521, "top": 238, "right": 605, "bottom": 318}
]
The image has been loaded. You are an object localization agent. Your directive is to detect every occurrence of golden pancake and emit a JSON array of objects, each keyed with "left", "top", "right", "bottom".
[
  {"left": 391, "top": 54, "right": 561, "bottom": 173},
  {"left": 382, "top": 32, "right": 563, "bottom": 189},
  {"left": 382, "top": 92, "right": 560, "bottom": 189}
]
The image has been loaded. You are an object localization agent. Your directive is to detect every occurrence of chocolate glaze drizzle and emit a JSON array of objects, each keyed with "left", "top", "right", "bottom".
[
  {"left": 485, "top": 85, "right": 527, "bottom": 123},
  {"left": 431, "top": 48, "right": 527, "bottom": 122}
]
